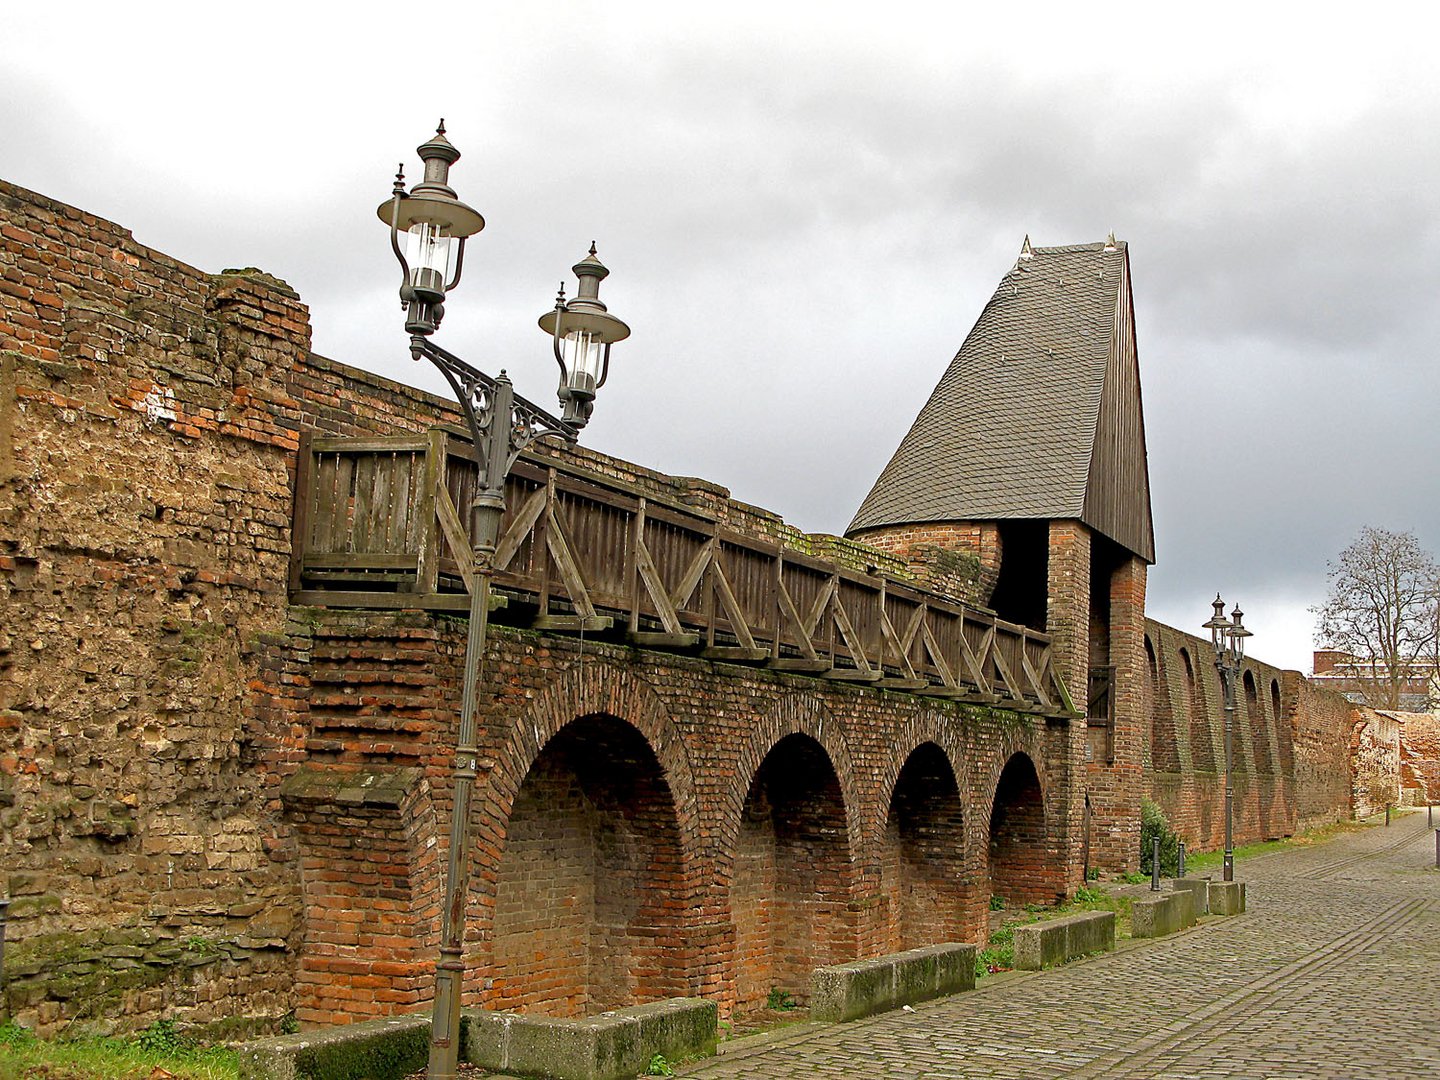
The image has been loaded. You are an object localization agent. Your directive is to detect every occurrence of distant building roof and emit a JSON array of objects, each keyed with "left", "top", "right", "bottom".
[{"left": 847, "top": 237, "right": 1154, "bottom": 562}]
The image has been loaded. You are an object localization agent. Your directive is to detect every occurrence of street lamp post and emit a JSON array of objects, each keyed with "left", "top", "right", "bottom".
[
  {"left": 378, "top": 122, "right": 630, "bottom": 1080},
  {"left": 1203, "top": 594, "right": 1252, "bottom": 883}
]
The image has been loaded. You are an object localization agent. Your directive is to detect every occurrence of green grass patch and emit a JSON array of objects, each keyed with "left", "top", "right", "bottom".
[
  {"left": 0, "top": 1019, "right": 238, "bottom": 1080},
  {"left": 1184, "top": 818, "right": 1371, "bottom": 872}
]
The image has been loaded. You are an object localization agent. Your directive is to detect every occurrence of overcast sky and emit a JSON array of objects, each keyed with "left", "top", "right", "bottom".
[{"left": 5, "top": 3, "right": 1438, "bottom": 673}]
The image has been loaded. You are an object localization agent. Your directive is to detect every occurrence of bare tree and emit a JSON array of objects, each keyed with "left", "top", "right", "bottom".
[{"left": 1312, "top": 527, "right": 1440, "bottom": 710}]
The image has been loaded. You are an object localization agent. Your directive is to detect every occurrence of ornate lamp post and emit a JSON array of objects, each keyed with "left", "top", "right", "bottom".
[
  {"left": 378, "top": 122, "right": 630, "bottom": 1080},
  {"left": 1203, "top": 594, "right": 1253, "bottom": 883}
]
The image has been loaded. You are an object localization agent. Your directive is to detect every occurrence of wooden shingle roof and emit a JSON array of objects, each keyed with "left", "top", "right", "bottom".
[{"left": 847, "top": 238, "right": 1154, "bottom": 563}]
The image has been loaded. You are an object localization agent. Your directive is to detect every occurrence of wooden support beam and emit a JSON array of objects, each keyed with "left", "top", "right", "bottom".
[
  {"left": 628, "top": 630, "right": 701, "bottom": 648},
  {"left": 769, "top": 658, "right": 832, "bottom": 674},
  {"left": 876, "top": 677, "right": 930, "bottom": 691},
  {"left": 709, "top": 545, "right": 759, "bottom": 651},
  {"left": 702, "top": 646, "right": 770, "bottom": 663},
  {"left": 775, "top": 575, "right": 819, "bottom": 661},
  {"left": 635, "top": 537, "right": 685, "bottom": 635},
  {"left": 989, "top": 638, "right": 1026, "bottom": 704},
  {"left": 544, "top": 500, "right": 598, "bottom": 619},
  {"left": 433, "top": 483, "right": 476, "bottom": 594},
  {"left": 291, "top": 590, "right": 502, "bottom": 613},
  {"left": 823, "top": 669, "right": 885, "bottom": 683},
  {"left": 671, "top": 543, "right": 711, "bottom": 611},
  {"left": 533, "top": 614, "right": 613, "bottom": 632},
  {"left": 919, "top": 619, "right": 959, "bottom": 689},
  {"left": 1020, "top": 647, "right": 1053, "bottom": 709},
  {"left": 494, "top": 486, "right": 547, "bottom": 572},
  {"left": 831, "top": 594, "right": 873, "bottom": 674}
]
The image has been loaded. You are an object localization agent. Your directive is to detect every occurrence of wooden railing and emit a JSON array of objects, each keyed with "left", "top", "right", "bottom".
[{"left": 289, "top": 429, "right": 1078, "bottom": 716}]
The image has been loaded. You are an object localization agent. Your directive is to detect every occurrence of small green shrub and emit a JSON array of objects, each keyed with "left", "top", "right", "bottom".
[
  {"left": 1139, "top": 798, "right": 1180, "bottom": 876},
  {"left": 0, "top": 1020, "right": 37, "bottom": 1047},
  {"left": 137, "top": 1018, "right": 185, "bottom": 1055},
  {"left": 988, "top": 894, "right": 1006, "bottom": 910},
  {"left": 765, "top": 988, "right": 796, "bottom": 1011},
  {"left": 648, "top": 1052, "right": 677, "bottom": 1076}
]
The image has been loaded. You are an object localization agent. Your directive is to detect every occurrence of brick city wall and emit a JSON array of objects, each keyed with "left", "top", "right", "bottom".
[
  {"left": 0, "top": 178, "right": 1411, "bottom": 1036},
  {"left": 0, "top": 180, "right": 1077, "bottom": 1033},
  {"left": 1350, "top": 711, "right": 1400, "bottom": 818},
  {"left": 275, "top": 609, "right": 1076, "bottom": 1024}
]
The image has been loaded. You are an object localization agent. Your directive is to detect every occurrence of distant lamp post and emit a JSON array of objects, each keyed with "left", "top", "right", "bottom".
[
  {"left": 1203, "top": 594, "right": 1253, "bottom": 883},
  {"left": 378, "top": 121, "right": 628, "bottom": 1080}
]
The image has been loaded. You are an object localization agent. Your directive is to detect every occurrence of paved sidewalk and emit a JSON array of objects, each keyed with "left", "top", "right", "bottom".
[{"left": 684, "top": 812, "right": 1440, "bottom": 1079}]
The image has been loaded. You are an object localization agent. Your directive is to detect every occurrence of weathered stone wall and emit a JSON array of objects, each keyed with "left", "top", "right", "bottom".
[
  {"left": 1396, "top": 712, "right": 1440, "bottom": 805},
  {"left": 1287, "top": 673, "right": 1353, "bottom": 832},
  {"left": 1350, "top": 710, "right": 1400, "bottom": 818},
  {"left": 847, "top": 522, "right": 994, "bottom": 606}
]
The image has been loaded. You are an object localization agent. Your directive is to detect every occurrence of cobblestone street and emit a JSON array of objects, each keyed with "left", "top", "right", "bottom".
[{"left": 684, "top": 813, "right": 1440, "bottom": 1079}]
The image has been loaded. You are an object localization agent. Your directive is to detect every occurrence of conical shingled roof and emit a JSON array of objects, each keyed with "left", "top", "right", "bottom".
[{"left": 847, "top": 238, "right": 1154, "bottom": 563}]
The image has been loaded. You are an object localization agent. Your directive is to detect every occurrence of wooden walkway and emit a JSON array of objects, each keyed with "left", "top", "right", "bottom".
[{"left": 289, "top": 429, "right": 1079, "bottom": 718}]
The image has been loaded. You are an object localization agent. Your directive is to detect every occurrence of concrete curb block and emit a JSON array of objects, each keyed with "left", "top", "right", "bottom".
[
  {"left": 1209, "top": 880, "right": 1247, "bottom": 915},
  {"left": 1013, "top": 911, "right": 1116, "bottom": 970},
  {"left": 236, "top": 1013, "right": 429, "bottom": 1080},
  {"left": 809, "top": 943, "right": 976, "bottom": 1022},
  {"left": 462, "top": 997, "right": 717, "bottom": 1080},
  {"left": 1171, "top": 877, "right": 1210, "bottom": 915}
]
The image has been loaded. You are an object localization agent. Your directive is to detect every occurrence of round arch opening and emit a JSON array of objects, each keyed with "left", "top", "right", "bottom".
[
  {"left": 880, "top": 742, "right": 973, "bottom": 949},
  {"left": 730, "top": 732, "right": 854, "bottom": 1011},
  {"left": 987, "top": 752, "right": 1059, "bottom": 908},
  {"left": 486, "top": 713, "right": 687, "bottom": 1016}
]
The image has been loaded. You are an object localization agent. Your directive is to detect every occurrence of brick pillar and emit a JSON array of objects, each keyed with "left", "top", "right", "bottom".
[
  {"left": 1045, "top": 521, "right": 1091, "bottom": 892},
  {"left": 1088, "top": 556, "right": 1146, "bottom": 872},
  {"left": 280, "top": 766, "right": 440, "bottom": 1026}
]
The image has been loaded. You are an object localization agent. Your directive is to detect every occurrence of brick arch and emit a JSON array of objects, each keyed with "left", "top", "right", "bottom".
[
  {"left": 723, "top": 693, "right": 859, "bottom": 1011},
  {"left": 982, "top": 747, "right": 1063, "bottom": 908},
  {"left": 1147, "top": 635, "right": 1181, "bottom": 773},
  {"left": 470, "top": 660, "right": 702, "bottom": 1014},
  {"left": 972, "top": 722, "right": 1053, "bottom": 828},
  {"left": 720, "top": 692, "right": 860, "bottom": 860},
  {"left": 876, "top": 733, "right": 977, "bottom": 950},
  {"left": 484, "top": 659, "right": 700, "bottom": 853},
  {"left": 869, "top": 712, "right": 973, "bottom": 845}
]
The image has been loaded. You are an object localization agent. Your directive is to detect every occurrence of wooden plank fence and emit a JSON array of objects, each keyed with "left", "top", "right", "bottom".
[{"left": 289, "top": 430, "right": 1078, "bottom": 716}]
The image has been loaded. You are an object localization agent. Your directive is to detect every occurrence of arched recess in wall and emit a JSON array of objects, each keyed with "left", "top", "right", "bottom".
[
  {"left": 1245, "top": 671, "right": 1273, "bottom": 776},
  {"left": 486, "top": 712, "right": 688, "bottom": 1016},
  {"left": 1242, "top": 669, "right": 1269, "bottom": 837},
  {"left": 880, "top": 741, "right": 969, "bottom": 953},
  {"left": 731, "top": 731, "right": 855, "bottom": 1011},
  {"left": 1272, "top": 679, "right": 1294, "bottom": 775},
  {"left": 1147, "top": 636, "right": 1180, "bottom": 773},
  {"left": 987, "top": 752, "right": 1060, "bottom": 907},
  {"left": 1180, "top": 648, "right": 1215, "bottom": 771},
  {"left": 479, "top": 662, "right": 698, "bottom": 1018}
]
